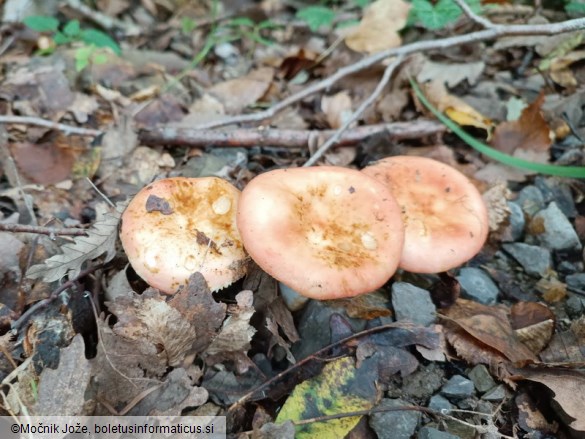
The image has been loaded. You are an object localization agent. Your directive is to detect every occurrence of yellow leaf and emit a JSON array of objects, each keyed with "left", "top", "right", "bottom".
[
  {"left": 421, "top": 81, "right": 493, "bottom": 132},
  {"left": 276, "top": 357, "right": 376, "bottom": 438}
]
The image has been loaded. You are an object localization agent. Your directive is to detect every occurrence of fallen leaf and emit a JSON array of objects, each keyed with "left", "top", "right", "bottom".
[
  {"left": 26, "top": 202, "right": 125, "bottom": 282},
  {"left": 442, "top": 299, "right": 537, "bottom": 364},
  {"left": 510, "top": 367, "right": 585, "bottom": 433},
  {"left": 206, "top": 290, "right": 256, "bottom": 357},
  {"left": 35, "top": 334, "right": 91, "bottom": 416},
  {"left": 420, "top": 80, "right": 493, "bottom": 131},
  {"left": 345, "top": 0, "right": 411, "bottom": 54},
  {"left": 417, "top": 60, "right": 485, "bottom": 88},
  {"left": 321, "top": 91, "right": 353, "bottom": 130},
  {"left": 540, "top": 316, "right": 585, "bottom": 364},
  {"left": 209, "top": 67, "right": 274, "bottom": 113},
  {"left": 490, "top": 92, "right": 551, "bottom": 160},
  {"left": 276, "top": 356, "right": 378, "bottom": 437},
  {"left": 9, "top": 141, "right": 77, "bottom": 184}
]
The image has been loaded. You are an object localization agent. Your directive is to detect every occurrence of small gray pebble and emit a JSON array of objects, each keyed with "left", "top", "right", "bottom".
[
  {"left": 456, "top": 268, "right": 499, "bottom": 305},
  {"left": 468, "top": 365, "right": 496, "bottom": 393},
  {"left": 502, "top": 243, "right": 551, "bottom": 277},
  {"left": 440, "top": 375, "right": 475, "bottom": 399},
  {"left": 392, "top": 282, "right": 436, "bottom": 326},
  {"left": 418, "top": 426, "right": 461, "bottom": 439},
  {"left": 533, "top": 202, "right": 581, "bottom": 251}
]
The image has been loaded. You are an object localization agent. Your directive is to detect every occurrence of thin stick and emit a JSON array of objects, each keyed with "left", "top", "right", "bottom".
[
  {"left": 303, "top": 56, "right": 403, "bottom": 167},
  {"left": 190, "top": 18, "right": 585, "bottom": 131},
  {"left": 138, "top": 120, "right": 445, "bottom": 148},
  {"left": 452, "top": 0, "right": 494, "bottom": 29},
  {"left": 0, "top": 223, "right": 88, "bottom": 237},
  {"left": 11, "top": 264, "right": 102, "bottom": 332},
  {"left": 0, "top": 115, "right": 102, "bottom": 137},
  {"left": 228, "top": 321, "right": 418, "bottom": 412}
]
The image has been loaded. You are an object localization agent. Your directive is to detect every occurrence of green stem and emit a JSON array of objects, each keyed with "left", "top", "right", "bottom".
[{"left": 410, "top": 78, "right": 585, "bottom": 178}]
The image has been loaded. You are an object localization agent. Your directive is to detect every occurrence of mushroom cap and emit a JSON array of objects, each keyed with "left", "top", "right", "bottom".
[
  {"left": 120, "top": 177, "right": 247, "bottom": 294},
  {"left": 362, "top": 156, "right": 489, "bottom": 273},
  {"left": 236, "top": 166, "right": 404, "bottom": 300}
]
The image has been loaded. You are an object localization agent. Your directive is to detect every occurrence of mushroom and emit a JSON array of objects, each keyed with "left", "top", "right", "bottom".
[
  {"left": 362, "top": 156, "right": 488, "bottom": 273},
  {"left": 236, "top": 166, "right": 404, "bottom": 300},
  {"left": 120, "top": 177, "right": 248, "bottom": 294}
]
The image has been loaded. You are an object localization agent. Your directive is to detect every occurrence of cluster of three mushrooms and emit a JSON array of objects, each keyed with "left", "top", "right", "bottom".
[{"left": 120, "top": 156, "right": 489, "bottom": 300}]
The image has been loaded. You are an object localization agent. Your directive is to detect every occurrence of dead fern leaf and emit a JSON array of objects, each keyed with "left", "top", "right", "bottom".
[{"left": 26, "top": 201, "right": 126, "bottom": 282}]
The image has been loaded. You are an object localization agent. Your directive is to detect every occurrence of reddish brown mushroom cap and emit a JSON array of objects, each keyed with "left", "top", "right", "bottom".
[
  {"left": 120, "top": 177, "right": 247, "bottom": 294},
  {"left": 362, "top": 156, "right": 489, "bottom": 273},
  {"left": 236, "top": 166, "right": 404, "bottom": 300}
]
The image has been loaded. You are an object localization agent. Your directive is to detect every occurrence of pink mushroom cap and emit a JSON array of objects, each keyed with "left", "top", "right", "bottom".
[
  {"left": 362, "top": 156, "right": 489, "bottom": 273},
  {"left": 120, "top": 177, "right": 248, "bottom": 294},
  {"left": 236, "top": 166, "right": 405, "bottom": 300}
]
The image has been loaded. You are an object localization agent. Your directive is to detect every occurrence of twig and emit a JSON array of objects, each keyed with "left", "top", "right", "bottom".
[
  {"left": 0, "top": 223, "right": 88, "bottom": 237},
  {"left": 190, "top": 17, "right": 585, "bottom": 131},
  {"left": 0, "top": 116, "right": 102, "bottom": 137},
  {"left": 304, "top": 56, "right": 403, "bottom": 167},
  {"left": 453, "top": 0, "right": 494, "bottom": 29},
  {"left": 228, "top": 321, "right": 418, "bottom": 412},
  {"left": 11, "top": 264, "right": 102, "bottom": 332},
  {"left": 138, "top": 120, "right": 445, "bottom": 148}
]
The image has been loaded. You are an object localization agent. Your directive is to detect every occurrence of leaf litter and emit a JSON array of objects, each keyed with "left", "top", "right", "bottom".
[{"left": 0, "top": 0, "right": 584, "bottom": 437}]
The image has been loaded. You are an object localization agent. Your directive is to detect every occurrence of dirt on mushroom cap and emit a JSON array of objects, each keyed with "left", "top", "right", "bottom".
[{"left": 236, "top": 166, "right": 405, "bottom": 300}]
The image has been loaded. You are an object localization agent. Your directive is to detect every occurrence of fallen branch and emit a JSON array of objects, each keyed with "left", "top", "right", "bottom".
[
  {"left": 191, "top": 17, "right": 585, "bottom": 133},
  {"left": 138, "top": 119, "right": 444, "bottom": 148}
]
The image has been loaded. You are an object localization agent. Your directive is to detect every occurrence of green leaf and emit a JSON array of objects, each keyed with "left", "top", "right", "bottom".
[
  {"left": 74, "top": 46, "right": 93, "bottom": 71},
  {"left": 257, "top": 19, "right": 281, "bottom": 29},
  {"left": 353, "top": 0, "right": 371, "bottom": 7},
  {"left": 250, "top": 33, "right": 274, "bottom": 46},
  {"left": 335, "top": 19, "right": 360, "bottom": 30},
  {"left": 227, "top": 17, "right": 255, "bottom": 27},
  {"left": 23, "top": 15, "right": 59, "bottom": 32},
  {"left": 411, "top": 0, "right": 481, "bottom": 30},
  {"left": 410, "top": 78, "right": 585, "bottom": 178},
  {"left": 53, "top": 32, "right": 71, "bottom": 45},
  {"left": 566, "top": 2, "right": 585, "bottom": 15},
  {"left": 181, "top": 17, "right": 197, "bottom": 33},
  {"left": 296, "top": 6, "right": 335, "bottom": 31},
  {"left": 63, "top": 20, "right": 81, "bottom": 37},
  {"left": 80, "top": 29, "right": 121, "bottom": 54}
]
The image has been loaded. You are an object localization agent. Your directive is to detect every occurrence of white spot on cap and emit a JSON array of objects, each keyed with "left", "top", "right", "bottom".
[
  {"left": 144, "top": 248, "right": 159, "bottom": 272},
  {"left": 361, "top": 232, "right": 377, "bottom": 250},
  {"left": 212, "top": 195, "right": 231, "bottom": 215},
  {"left": 333, "top": 185, "right": 342, "bottom": 196},
  {"left": 184, "top": 254, "right": 197, "bottom": 271}
]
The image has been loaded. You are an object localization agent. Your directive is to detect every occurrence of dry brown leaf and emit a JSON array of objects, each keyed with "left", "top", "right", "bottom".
[
  {"left": 321, "top": 91, "right": 353, "bottom": 129},
  {"left": 540, "top": 316, "right": 585, "bottom": 364},
  {"left": 206, "top": 290, "right": 256, "bottom": 357},
  {"left": 442, "top": 299, "right": 537, "bottom": 364},
  {"left": 209, "top": 67, "right": 274, "bottom": 113},
  {"left": 35, "top": 334, "right": 92, "bottom": 416},
  {"left": 420, "top": 81, "right": 493, "bottom": 131},
  {"left": 490, "top": 92, "right": 552, "bottom": 159},
  {"left": 417, "top": 60, "right": 485, "bottom": 88},
  {"left": 345, "top": 0, "right": 410, "bottom": 54},
  {"left": 549, "top": 50, "right": 585, "bottom": 88},
  {"left": 9, "top": 141, "right": 77, "bottom": 185},
  {"left": 511, "top": 367, "right": 585, "bottom": 433},
  {"left": 511, "top": 302, "right": 555, "bottom": 355},
  {"left": 108, "top": 289, "right": 198, "bottom": 367}
]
